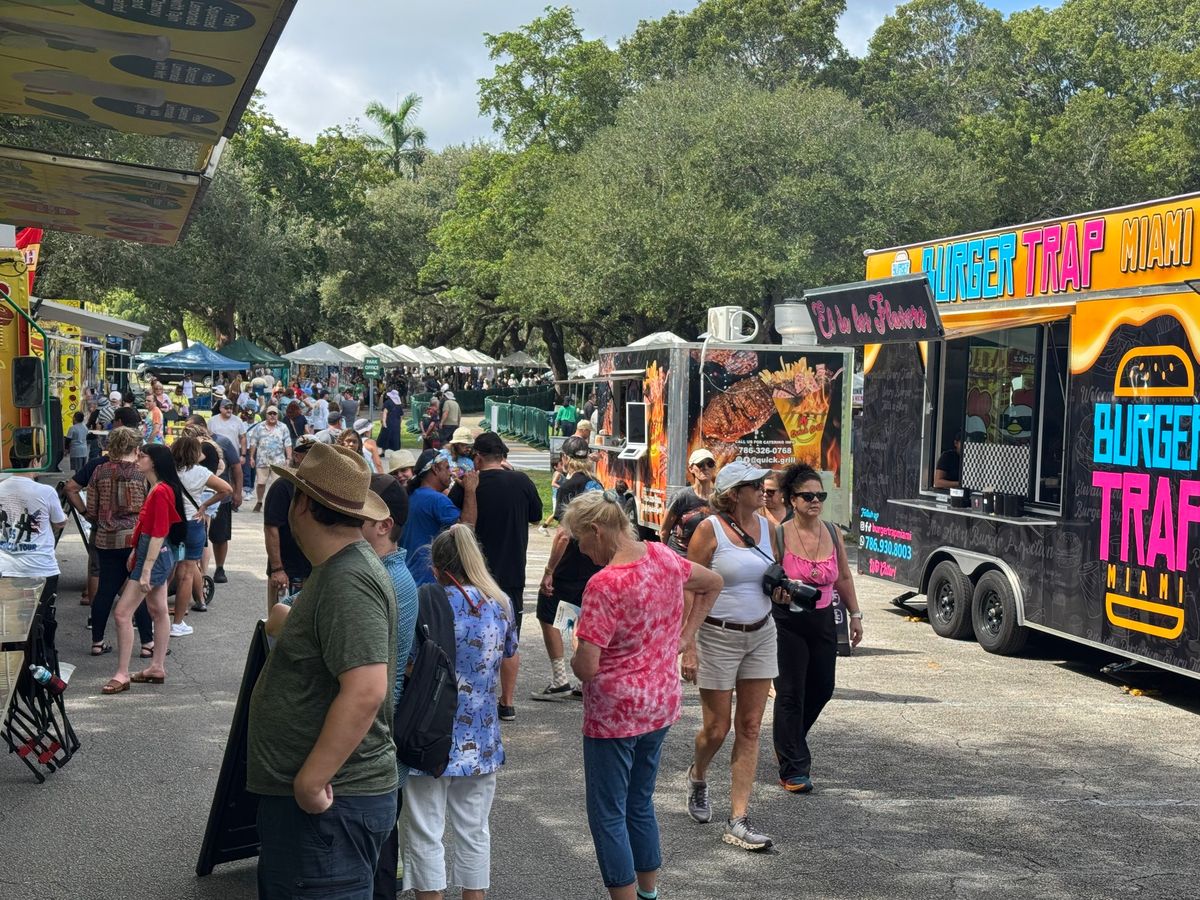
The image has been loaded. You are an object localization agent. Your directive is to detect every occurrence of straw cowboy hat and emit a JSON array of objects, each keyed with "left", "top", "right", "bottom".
[{"left": 270, "top": 442, "right": 388, "bottom": 521}]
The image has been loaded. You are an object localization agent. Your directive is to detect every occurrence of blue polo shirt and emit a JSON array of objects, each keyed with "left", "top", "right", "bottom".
[{"left": 400, "top": 486, "right": 460, "bottom": 585}]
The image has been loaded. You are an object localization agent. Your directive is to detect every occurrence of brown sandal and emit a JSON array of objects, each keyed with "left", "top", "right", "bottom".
[
  {"left": 130, "top": 671, "right": 165, "bottom": 684},
  {"left": 101, "top": 678, "right": 130, "bottom": 695}
]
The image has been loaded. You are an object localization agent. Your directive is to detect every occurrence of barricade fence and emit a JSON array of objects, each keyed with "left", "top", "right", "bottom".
[{"left": 480, "top": 389, "right": 555, "bottom": 448}]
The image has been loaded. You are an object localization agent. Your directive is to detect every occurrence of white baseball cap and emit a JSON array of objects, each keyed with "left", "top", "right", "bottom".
[
  {"left": 715, "top": 459, "right": 771, "bottom": 493},
  {"left": 688, "top": 448, "right": 715, "bottom": 466},
  {"left": 109, "top": 390, "right": 122, "bottom": 403}
]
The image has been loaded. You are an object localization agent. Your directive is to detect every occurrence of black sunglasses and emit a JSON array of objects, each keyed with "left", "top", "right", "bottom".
[
  {"left": 693, "top": 459, "right": 716, "bottom": 469},
  {"left": 794, "top": 491, "right": 828, "bottom": 503}
]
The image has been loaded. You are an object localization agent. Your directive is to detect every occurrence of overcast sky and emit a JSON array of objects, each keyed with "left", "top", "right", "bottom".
[{"left": 258, "top": 1, "right": 1038, "bottom": 148}]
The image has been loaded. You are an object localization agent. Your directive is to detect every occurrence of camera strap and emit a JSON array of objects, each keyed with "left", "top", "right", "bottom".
[{"left": 720, "top": 514, "right": 775, "bottom": 566}]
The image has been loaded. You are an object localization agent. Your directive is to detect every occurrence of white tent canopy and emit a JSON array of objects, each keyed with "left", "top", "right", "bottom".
[
  {"left": 370, "top": 343, "right": 404, "bottom": 364},
  {"left": 469, "top": 349, "right": 497, "bottom": 365},
  {"left": 284, "top": 341, "right": 359, "bottom": 366},
  {"left": 430, "top": 346, "right": 459, "bottom": 365},
  {"left": 450, "top": 347, "right": 478, "bottom": 365},
  {"left": 391, "top": 344, "right": 421, "bottom": 364},
  {"left": 339, "top": 342, "right": 374, "bottom": 362},
  {"left": 411, "top": 346, "right": 441, "bottom": 365},
  {"left": 572, "top": 361, "right": 600, "bottom": 379},
  {"left": 629, "top": 331, "right": 687, "bottom": 347}
]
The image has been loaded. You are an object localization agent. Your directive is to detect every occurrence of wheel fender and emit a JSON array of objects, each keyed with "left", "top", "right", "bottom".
[{"left": 921, "top": 547, "right": 1027, "bottom": 625}]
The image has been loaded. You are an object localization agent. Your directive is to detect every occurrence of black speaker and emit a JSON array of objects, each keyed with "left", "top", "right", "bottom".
[
  {"left": 46, "top": 395, "right": 63, "bottom": 470},
  {"left": 12, "top": 356, "right": 44, "bottom": 408}
]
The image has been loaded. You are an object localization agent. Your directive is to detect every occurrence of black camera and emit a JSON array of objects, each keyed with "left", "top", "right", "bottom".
[{"left": 762, "top": 564, "right": 821, "bottom": 613}]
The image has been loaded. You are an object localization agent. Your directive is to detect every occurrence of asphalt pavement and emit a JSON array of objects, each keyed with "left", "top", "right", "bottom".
[{"left": 2, "top": 508, "right": 1199, "bottom": 900}]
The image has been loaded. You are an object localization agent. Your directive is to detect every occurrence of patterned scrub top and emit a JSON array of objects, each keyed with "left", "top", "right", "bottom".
[{"left": 414, "top": 583, "right": 517, "bottom": 778}]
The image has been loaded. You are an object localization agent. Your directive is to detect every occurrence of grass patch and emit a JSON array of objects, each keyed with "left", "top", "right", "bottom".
[{"left": 525, "top": 468, "right": 555, "bottom": 516}]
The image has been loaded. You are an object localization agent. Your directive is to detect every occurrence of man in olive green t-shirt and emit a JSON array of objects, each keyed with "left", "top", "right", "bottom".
[{"left": 248, "top": 442, "right": 397, "bottom": 900}]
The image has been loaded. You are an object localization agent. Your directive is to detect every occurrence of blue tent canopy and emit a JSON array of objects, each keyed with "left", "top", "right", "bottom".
[{"left": 148, "top": 341, "right": 246, "bottom": 372}]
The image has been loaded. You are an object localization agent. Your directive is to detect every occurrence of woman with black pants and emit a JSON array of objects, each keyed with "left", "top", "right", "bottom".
[
  {"left": 85, "top": 426, "right": 154, "bottom": 656},
  {"left": 771, "top": 464, "right": 863, "bottom": 793}
]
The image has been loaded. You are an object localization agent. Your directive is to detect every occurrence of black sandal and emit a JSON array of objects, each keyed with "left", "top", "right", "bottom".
[
  {"left": 140, "top": 643, "right": 171, "bottom": 658},
  {"left": 91, "top": 641, "right": 112, "bottom": 656}
]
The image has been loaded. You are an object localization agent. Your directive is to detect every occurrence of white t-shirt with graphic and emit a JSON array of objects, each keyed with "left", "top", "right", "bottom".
[{"left": 0, "top": 476, "right": 67, "bottom": 578}]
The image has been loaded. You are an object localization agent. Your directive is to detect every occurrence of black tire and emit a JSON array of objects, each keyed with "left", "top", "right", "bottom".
[
  {"left": 203, "top": 576, "right": 215, "bottom": 604},
  {"left": 971, "top": 570, "right": 1028, "bottom": 655},
  {"left": 926, "top": 560, "right": 974, "bottom": 640}
]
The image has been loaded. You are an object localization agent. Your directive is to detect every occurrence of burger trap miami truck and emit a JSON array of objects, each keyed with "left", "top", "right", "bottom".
[{"left": 794, "top": 192, "right": 1200, "bottom": 679}]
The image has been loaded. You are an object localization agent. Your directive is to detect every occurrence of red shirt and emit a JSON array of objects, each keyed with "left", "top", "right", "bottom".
[
  {"left": 132, "top": 482, "right": 182, "bottom": 543},
  {"left": 576, "top": 542, "right": 691, "bottom": 739}
]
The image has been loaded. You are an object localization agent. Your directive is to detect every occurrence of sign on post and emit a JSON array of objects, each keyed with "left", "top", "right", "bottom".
[
  {"left": 363, "top": 356, "right": 381, "bottom": 378},
  {"left": 803, "top": 274, "right": 944, "bottom": 346}
]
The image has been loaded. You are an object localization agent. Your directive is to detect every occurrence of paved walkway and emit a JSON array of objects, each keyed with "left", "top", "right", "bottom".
[{"left": 3, "top": 509, "right": 1199, "bottom": 899}]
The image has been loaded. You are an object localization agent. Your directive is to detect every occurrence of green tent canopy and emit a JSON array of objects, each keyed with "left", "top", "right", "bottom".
[{"left": 219, "top": 337, "right": 288, "bottom": 366}]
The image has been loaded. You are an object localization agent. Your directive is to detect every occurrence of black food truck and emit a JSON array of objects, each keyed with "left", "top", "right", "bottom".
[{"left": 800, "top": 192, "right": 1200, "bottom": 680}]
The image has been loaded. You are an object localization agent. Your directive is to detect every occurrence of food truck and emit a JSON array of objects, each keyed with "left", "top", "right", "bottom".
[
  {"left": 592, "top": 333, "right": 855, "bottom": 530},
  {"left": 827, "top": 192, "right": 1200, "bottom": 679},
  {"left": 1, "top": 254, "right": 146, "bottom": 470}
]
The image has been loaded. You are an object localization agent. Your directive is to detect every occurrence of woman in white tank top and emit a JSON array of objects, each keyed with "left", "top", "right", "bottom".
[{"left": 682, "top": 460, "right": 779, "bottom": 852}]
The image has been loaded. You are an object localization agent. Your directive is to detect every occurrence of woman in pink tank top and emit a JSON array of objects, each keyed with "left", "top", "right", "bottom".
[{"left": 770, "top": 464, "right": 863, "bottom": 794}]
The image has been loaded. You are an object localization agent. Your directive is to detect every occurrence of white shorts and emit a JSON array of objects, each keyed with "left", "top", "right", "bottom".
[
  {"left": 696, "top": 617, "right": 778, "bottom": 690},
  {"left": 402, "top": 771, "right": 498, "bottom": 892}
]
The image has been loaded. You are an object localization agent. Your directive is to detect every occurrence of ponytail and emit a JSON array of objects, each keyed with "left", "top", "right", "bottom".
[{"left": 430, "top": 524, "right": 512, "bottom": 621}]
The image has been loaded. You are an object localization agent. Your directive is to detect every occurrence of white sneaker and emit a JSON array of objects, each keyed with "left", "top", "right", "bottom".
[
  {"left": 170, "top": 622, "right": 193, "bottom": 637},
  {"left": 538, "top": 525, "right": 549, "bottom": 536}
]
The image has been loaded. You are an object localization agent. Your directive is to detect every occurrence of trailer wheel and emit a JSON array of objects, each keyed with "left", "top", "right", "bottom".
[
  {"left": 971, "top": 570, "right": 1028, "bottom": 655},
  {"left": 926, "top": 560, "right": 974, "bottom": 640}
]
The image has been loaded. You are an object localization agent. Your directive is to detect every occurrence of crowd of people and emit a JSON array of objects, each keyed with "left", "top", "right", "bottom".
[{"left": 1, "top": 372, "right": 866, "bottom": 900}]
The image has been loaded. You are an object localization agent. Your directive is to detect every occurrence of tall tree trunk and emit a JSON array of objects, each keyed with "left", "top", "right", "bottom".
[
  {"left": 173, "top": 313, "right": 188, "bottom": 349},
  {"left": 539, "top": 319, "right": 568, "bottom": 385}
]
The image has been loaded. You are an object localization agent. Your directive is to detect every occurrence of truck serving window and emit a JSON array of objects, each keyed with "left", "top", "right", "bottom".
[{"left": 929, "top": 320, "right": 1069, "bottom": 510}]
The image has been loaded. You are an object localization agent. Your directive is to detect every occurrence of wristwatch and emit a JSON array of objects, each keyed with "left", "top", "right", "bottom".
[
  {"left": 268, "top": 566, "right": 285, "bottom": 576},
  {"left": 849, "top": 611, "right": 864, "bottom": 620}
]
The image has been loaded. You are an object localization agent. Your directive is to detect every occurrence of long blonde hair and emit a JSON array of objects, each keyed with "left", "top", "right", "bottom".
[{"left": 430, "top": 524, "right": 512, "bottom": 621}]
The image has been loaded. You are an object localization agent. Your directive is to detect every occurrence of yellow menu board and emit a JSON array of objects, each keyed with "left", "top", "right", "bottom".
[
  {"left": 0, "top": 146, "right": 200, "bottom": 243},
  {"left": 0, "top": 0, "right": 296, "bottom": 141}
]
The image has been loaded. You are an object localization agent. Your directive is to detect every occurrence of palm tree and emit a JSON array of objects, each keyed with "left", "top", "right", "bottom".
[{"left": 364, "top": 92, "right": 428, "bottom": 179}]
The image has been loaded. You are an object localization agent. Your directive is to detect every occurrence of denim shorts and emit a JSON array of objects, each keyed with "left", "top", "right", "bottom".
[
  {"left": 183, "top": 519, "right": 207, "bottom": 561},
  {"left": 131, "top": 534, "right": 176, "bottom": 587}
]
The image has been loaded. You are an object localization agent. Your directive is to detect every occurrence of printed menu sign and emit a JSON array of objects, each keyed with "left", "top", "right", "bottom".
[{"left": 803, "top": 275, "right": 943, "bottom": 346}]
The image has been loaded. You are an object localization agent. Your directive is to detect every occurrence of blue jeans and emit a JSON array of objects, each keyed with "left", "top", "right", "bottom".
[
  {"left": 583, "top": 726, "right": 669, "bottom": 888},
  {"left": 256, "top": 792, "right": 397, "bottom": 899}
]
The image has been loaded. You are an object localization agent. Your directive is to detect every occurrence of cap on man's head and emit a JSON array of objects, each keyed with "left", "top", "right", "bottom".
[
  {"left": 109, "top": 390, "right": 122, "bottom": 403},
  {"left": 688, "top": 448, "right": 716, "bottom": 467},
  {"left": 220, "top": 399, "right": 234, "bottom": 410},
  {"left": 443, "top": 390, "right": 455, "bottom": 400},
  {"left": 714, "top": 459, "right": 772, "bottom": 493},
  {"left": 265, "top": 405, "right": 279, "bottom": 416},
  {"left": 561, "top": 435, "right": 590, "bottom": 460},
  {"left": 473, "top": 432, "right": 508, "bottom": 458},
  {"left": 413, "top": 448, "right": 442, "bottom": 481},
  {"left": 294, "top": 435, "right": 318, "bottom": 452},
  {"left": 328, "top": 409, "right": 343, "bottom": 422},
  {"left": 370, "top": 474, "right": 410, "bottom": 528}
]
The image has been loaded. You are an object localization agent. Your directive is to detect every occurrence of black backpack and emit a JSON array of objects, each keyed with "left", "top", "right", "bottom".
[{"left": 394, "top": 583, "right": 458, "bottom": 777}]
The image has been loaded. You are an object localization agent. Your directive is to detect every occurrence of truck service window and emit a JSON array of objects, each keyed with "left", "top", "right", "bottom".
[{"left": 930, "top": 322, "right": 1068, "bottom": 509}]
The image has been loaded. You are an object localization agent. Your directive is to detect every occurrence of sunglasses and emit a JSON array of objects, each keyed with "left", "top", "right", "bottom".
[
  {"left": 763, "top": 488, "right": 778, "bottom": 496},
  {"left": 693, "top": 459, "right": 716, "bottom": 469},
  {"left": 794, "top": 491, "right": 828, "bottom": 502}
]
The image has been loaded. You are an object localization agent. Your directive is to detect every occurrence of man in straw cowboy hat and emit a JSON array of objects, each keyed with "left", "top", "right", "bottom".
[{"left": 248, "top": 442, "right": 399, "bottom": 899}]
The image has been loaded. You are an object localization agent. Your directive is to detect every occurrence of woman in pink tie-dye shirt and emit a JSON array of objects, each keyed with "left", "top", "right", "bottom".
[{"left": 566, "top": 491, "right": 724, "bottom": 900}]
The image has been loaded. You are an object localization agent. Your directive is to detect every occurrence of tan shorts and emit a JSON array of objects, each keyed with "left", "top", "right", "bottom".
[
  {"left": 696, "top": 617, "right": 778, "bottom": 690},
  {"left": 257, "top": 465, "right": 278, "bottom": 491}
]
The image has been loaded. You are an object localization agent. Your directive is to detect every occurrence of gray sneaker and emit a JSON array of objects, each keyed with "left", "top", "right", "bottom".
[
  {"left": 686, "top": 765, "right": 711, "bottom": 823},
  {"left": 723, "top": 815, "right": 773, "bottom": 851}
]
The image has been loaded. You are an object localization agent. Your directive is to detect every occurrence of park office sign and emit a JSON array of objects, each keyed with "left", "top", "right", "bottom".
[{"left": 364, "top": 356, "right": 381, "bottom": 378}]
